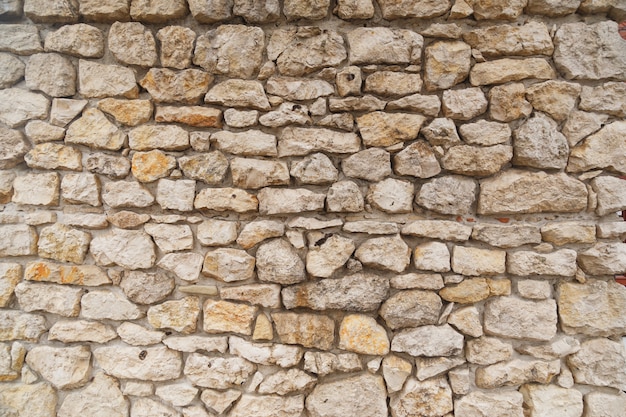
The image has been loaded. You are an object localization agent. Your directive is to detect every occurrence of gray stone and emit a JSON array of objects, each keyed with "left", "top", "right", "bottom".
[
  {"left": 484, "top": 297, "right": 557, "bottom": 341},
  {"left": 416, "top": 175, "right": 476, "bottom": 215},
  {"left": 355, "top": 235, "right": 410, "bottom": 273},
  {"left": 24, "top": 0, "right": 78, "bottom": 22},
  {"left": 442, "top": 87, "right": 487, "bottom": 120},
  {"left": 380, "top": 290, "right": 442, "bottom": 330},
  {"left": 0, "top": 88, "right": 49, "bottom": 128},
  {"left": 471, "top": 224, "right": 541, "bottom": 248},
  {"left": 578, "top": 243, "right": 626, "bottom": 275},
  {"left": 326, "top": 180, "right": 364, "bottom": 213},
  {"left": 121, "top": 270, "right": 174, "bottom": 305},
  {"left": 554, "top": 21, "right": 626, "bottom": 80},
  {"left": 258, "top": 188, "right": 325, "bottom": 215},
  {"left": 283, "top": 272, "right": 389, "bottom": 312},
  {"left": 476, "top": 359, "right": 561, "bottom": 389},
  {"left": 348, "top": 27, "right": 422, "bottom": 65},
  {"left": 284, "top": 0, "right": 329, "bottom": 20},
  {"left": 424, "top": 40, "right": 471, "bottom": 90},
  {"left": 478, "top": 170, "right": 588, "bottom": 214},
  {"left": 579, "top": 82, "right": 626, "bottom": 117},
  {"left": 0, "top": 24, "right": 42, "bottom": 55},
  {"left": 130, "top": 0, "right": 187, "bottom": 22},
  {"left": 367, "top": 178, "right": 414, "bottom": 214},
  {"left": 234, "top": 0, "right": 280, "bottom": 23},
  {"left": 291, "top": 153, "right": 338, "bottom": 185},
  {"left": 513, "top": 113, "right": 569, "bottom": 170},
  {"left": 108, "top": 21, "right": 156, "bottom": 67},
  {"left": 0, "top": 53, "right": 24, "bottom": 88},
  {"left": 78, "top": 60, "right": 138, "bottom": 98},
  {"left": 567, "top": 338, "right": 626, "bottom": 390},
  {"left": 392, "top": 324, "right": 464, "bottom": 357},
  {"left": 306, "top": 374, "right": 387, "bottom": 417},
  {"left": 231, "top": 158, "right": 289, "bottom": 189}
]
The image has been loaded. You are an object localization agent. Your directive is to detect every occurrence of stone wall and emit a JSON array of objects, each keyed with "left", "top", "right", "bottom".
[{"left": 1, "top": 0, "right": 626, "bottom": 416}]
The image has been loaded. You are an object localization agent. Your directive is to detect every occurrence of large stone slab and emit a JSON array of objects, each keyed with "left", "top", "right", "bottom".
[
  {"left": 306, "top": 374, "right": 387, "bottom": 417},
  {"left": 507, "top": 250, "right": 578, "bottom": 277},
  {"left": 278, "top": 127, "right": 360, "bottom": 156},
  {"left": 484, "top": 297, "right": 557, "bottom": 341},
  {"left": 478, "top": 170, "right": 587, "bottom": 214},
  {"left": 347, "top": 27, "right": 422, "bottom": 65},
  {"left": 475, "top": 359, "right": 560, "bottom": 388},
  {"left": 26, "top": 345, "right": 90, "bottom": 389},
  {"left": 94, "top": 346, "right": 182, "bottom": 381},
  {"left": 271, "top": 312, "right": 334, "bottom": 350},
  {"left": 463, "top": 22, "right": 554, "bottom": 57},
  {"left": 391, "top": 324, "right": 464, "bottom": 357},
  {"left": 567, "top": 121, "right": 626, "bottom": 174},
  {"left": 470, "top": 58, "right": 555, "bottom": 86},
  {"left": 89, "top": 228, "right": 156, "bottom": 270},
  {"left": 567, "top": 338, "right": 626, "bottom": 391}
]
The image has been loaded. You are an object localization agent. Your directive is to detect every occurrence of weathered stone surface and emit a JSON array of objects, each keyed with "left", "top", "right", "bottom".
[
  {"left": 584, "top": 391, "right": 626, "bottom": 417},
  {"left": 382, "top": 355, "right": 412, "bottom": 393},
  {"left": 366, "top": 178, "right": 414, "bottom": 214},
  {"left": 290, "top": 153, "right": 337, "bottom": 185},
  {"left": 95, "top": 346, "right": 181, "bottom": 381},
  {"left": 402, "top": 221, "right": 472, "bottom": 242},
  {"left": 526, "top": 81, "right": 581, "bottom": 122},
  {"left": 234, "top": 0, "right": 280, "bottom": 23},
  {"left": 356, "top": 235, "right": 410, "bottom": 273},
  {"left": 513, "top": 113, "right": 569, "bottom": 170},
  {"left": 260, "top": 102, "right": 311, "bottom": 127},
  {"left": 144, "top": 223, "right": 193, "bottom": 253},
  {"left": 554, "top": 21, "right": 626, "bottom": 80},
  {"left": 364, "top": 71, "right": 423, "bottom": 97},
  {"left": 464, "top": 22, "right": 553, "bottom": 57},
  {"left": 562, "top": 110, "right": 608, "bottom": 147},
  {"left": 303, "top": 351, "right": 361, "bottom": 376},
  {"left": 526, "top": 0, "right": 580, "bottom": 15},
  {"left": 284, "top": 0, "right": 329, "bottom": 19},
  {"left": 508, "top": 250, "right": 578, "bottom": 277},
  {"left": 45, "top": 24, "right": 104, "bottom": 58},
  {"left": 421, "top": 117, "right": 461, "bottom": 149},
  {"left": 196, "top": 220, "right": 237, "bottom": 248},
  {"left": 442, "top": 87, "right": 488, "bottom": 120},
  {"left": 339, "top": 314, "right": 389, "bottom": 355},
  {"left": 0, "top": 88, "right": 49, "bottom": 128},
  {"left": 329, "top": 95, "right": 386, "bottom": 112},
  {"left": 156, "top": 26, "right": 195, "bottom": 69},
  {"left": 476, "top": 359, "right": 560, "bottom": 388},
  {"left": 155, "top": 106, "right": 221, "bottom": 128},
  {"left": 0, "top": 382, "right": 57, "bottom": 417},
  {"left": 129, "top": 124, "right": 189, "bottom": 151},
  {"left": 25, "top": 53, "right": 75, "bottom": 97},
  {"left": 478, "top": 170, "right": 587, "bottom": 214},
  {"left": 203, "top": 299, "right": 257, "bottom": 335},
  {"left": 0, "top": 24, "right": 43, "bottom": 56},
  {"left": 343, "top": 221, "right": 398, "bottom": 235},
  {"left": 326, "top": 180, "right": 364, "bottom": 212},
  {"left": 57, "top": 372, "right": 128, "bottom": 417},
  {"left": 187, "top": 0, "right": 231, "bottom": 23},
  {"left": 140, "top": 68, "right": 211, "bottom": 104},
  {"left": 306, "top": 374, "right": 387, "bottom": 417},
  {"left": 279, "top": 127, "right": 360, "bottom": 157},
  {"left": 195, "top": 187, "right": 258, "bottom": 212},
  {"left": 213, "top": 130, "right": 276, "bottom": 156},
  {"left": 155, "top": 383, "right": 198, "bottom": 407},
  {"left": 15, "top": 281, "right": 82, "bottom": 317},
  {"left": 78, "top": 0, "right": 130, "bottom": 21},
  {"left": 130, "top": 0, "right": 187, "bottom": 22},
  {"left": 148, "top": 297, "right": 200, "bottom": 334},
  {"left": 357, "top": 112, "right": 424, "bottom": 147},
  {"left": 80, "top": 290, "right": 142, "bottom": 320},
  {"left": 471, "top": 58, "right": 555, "bottom": 86},
  {"left": 378, "top": 0, "right": 449, "bottom": 18},
  {"left": 121, "top": 270, "right": 174, "bottom": 305},
  {"left": 131, "top": 398, "right": 180, "bottom": 417},
  {"left": 0, "top": 53, "right": 24, "bottom": 89},
  {"left": 12, "top": 172, "right": 59, "bottom": 206},
  {"left": 270, "top": 29, "right": 344, "bottom": 76},
  {"left": 85, "top": 152, "right": 130, "bottom": 178},
  {"left": 258, "top": 188, "right": 325, "bottom": 215},
  {"left": 89, "top": 228, "right": 155, "bottom": 269},
  {"left": 390, "top": 376, "right": 453, "bottom": 417},
  {"left": 202, "top": 248, "right": 255, "bottom": 282},
  {"left": 459, "top": 120, "right": 511, "bottom": 146},
  {"left": 162, "top": 335, "right": 227, "bottom": 354},
  {"left": 455, "top": 391, "right": 523, "bottom": 417},
  {"left": 194, "top": 25, "right": 263, "bottom": 78},
  {"left": 0, "top": 127, "right": 29, "bottom": 170},
  {"left": 220, "top": 284, "right": 280, "bottom": 309},
  {"left": 393, "top": 140, "right": 441, "bottom": 179},
  {"left": 66, "top": 108, "right": 125, "bottom": 151},
  {"left": 200, "top": 388, "right": 241, "bottom": 414},
  {"left": 60, "top": 173, "right": 100, "bottom": 207},
  {"left": 184, "top": 353, "right": 255, "bottom": 389},
  {"left": 380, "top": 290, "right": 441, "bottom": 330},
  {"left": 26, "top": 345, "right": 90, "bottom": 389},
  {"left": 489, "top": 82, "right": 532, "bottom": 122},
  {"left": 567, "top": 338, "right": 626, "bottom": 390},
  {"left": 266, "top": 77, "right": 333, "bottom": 101},
  {"left": 38, "top": 223, "right": 90, "bottom": 264},
  {"left": 568, "top": 121, "right": 626, "bottom": 174},
  {"left": 258, "top": 368, "right": 315, "bottom": 395},
  {"left": 24, "top": 120, "right": 65, "bottom": 144},
  {"left": 0, "top": 263, "right": 21, "bottom": 307},
  {"left": 471, "top": 0, "right": 526, "bottom": 19},
  {"left": 306, "top": 235, "right": 354, "bottom": 277},
  {"left": 108, "top": 22, "right": 156, "bottom": 67},
  {"left": 448, "top": 306, "right": 483, "bottom": 337},
  {"left": 49, "top": 320, "right": 116, "bottom": 343},
  {"left": 102, "top": 181, "right": 154, "bottom": 208},
  {"left": 229, "top": 335, "right": 303, "bottom": 367},
  {"left": 179, "top": 153, "right": 228, "bottom": 186},
  {"left": 256, "top": 239, "right": 305, "bottom": 284},
  {"left": 387, "top": 93, "right": 441, "bottom": 116},
  {"left": 231, "top": 158, "right": 289, "bottom": 189},
  {"left": 416, "top": 175, "right": 476, "bottom": 215},
  {"left": 0, "top": 310, "right": 46, "bottom": 341},
  {"left": 205, "top": 79, "right": 269, "bottom": 110},
  {"left": 341, "top": 148, "right": 390, "bottom": 182},
  {"left": 484, "top": 297, "right": 557, "bottom": 341},
  {"left": 154, "top": 179, "right": 195, "bottom": 212},
  {"left": 466, "top": 336, "right": 513, "bottom": 365},
  {"left": 516, "top": 336, "right": 581, "bottom": 360},
  {"left": 283, "top": 272, "right": 389, "bottom": 312},
  {"left": 230, "top": 394, "right": 304, "bottom": 417},
  {"left": 579, "top": 82, "right": 626, "bottom": 118},
  {"left": 348, "top": 27, "right": 422, "bottom": 65},
  {"left": 441, "top": 278, "right": 510, "bottom": 304},
  {"left": 24, "top": 0, "right": 78, "bottom": 22},
  {"left": 558, "top": 279, "right": 626, "bottom": 336},
  {"left": 578, "top": 243, "right": 626, "bottom": 275},
  {"left": 131, "top": 150, "right": 176, "bottom": 183},
  {"left": 424, "top": 40, "right": 470, "bottom": 91},
  {"left": 78, "top": 60, "right": 137, "bottom": 98},
  {"left": 471, "top": 224, "right": 541, "bottom": 248},
  {"left": 443, "top": 144, "right": 512, "bottom": 176},
  {"left": 517, "top": 280, "right": 552, "bottom": 300},
  {"left": 392, "top": 324, "right": 464, "bottom": 357}
]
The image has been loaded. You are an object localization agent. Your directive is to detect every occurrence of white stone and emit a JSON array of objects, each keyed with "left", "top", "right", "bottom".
[
  {"left": 184, "top": 353, "right": 255, "bottom": 389},
  {"left": 26, "top": 345, "right": 90, "bottom": 389},
  {"left": 391, "top": 324, "right": 464, "bottom": 357},
  {"left": 15, "top": 282, "right": 82, "bottom": 317},
  {"left": 0, "top": 88, "right": 49, "bottom": 128},
  {"left": 484, "top": 297, "right": 557, "bottom": 341},
  {"left": 89, "top": 228, "right": 156, "bottom": 269},
  {"left": 306, "top": 374, "right": 387, "bottom": 417},
  {"left": 229, "top": 336, "right": 303, "bottom": 367},
  {"left": 81, "top": 291, "right": 142, "bottom": 321},
  {"left": 95, "top": 345, "right": 182, "bottom": 381},
  {"left": 58, "top": 372, "right": 128, "bottom": 417},
  {"left": 48, "top": 320, "right": 116, "bottom": 343}
]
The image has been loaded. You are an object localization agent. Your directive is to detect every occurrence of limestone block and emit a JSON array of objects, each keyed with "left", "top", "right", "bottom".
[
  {"left": 155, "top": 106, "right": 222, "bottom": 128},
  {"left": 184, "top": 353, "right": 255, "bottom": 389},
  {"left": 470, "top": 58, "right": 555, "bottom": 86},
  {"left": 0, "top": 310, "right": 46, "bottom": 342},
  {"left": 26, "top": 345, "right": 90, "bottom": 389},
  {"left": 282, "top": 273, "right": 389, "bottom": 312},
  {"left": 194, "top": 188, "right": 258, "bottom": 212},
  {"left": 148, "top": 297, "right": 200, "bottom": 334},
  {"left": 291, "top": 153, "right": 338, "bottom": 185},
  {"left": 258, "top": 188, "right": 325, "bottom": 215},
  {"left": 0, "top": 382, "right": 57, "bottom": 417},
  {"left": 442, "top": 87, "right": 487, "bottom": 120},
  {"left": 157, "top": 26, "right": 195, "bottom": 69},
  {"left": 326, "top": 180, "right": 364, "bottom": 213},
  {"left": 357, "top": 112, "right": 424, "bottom": 147},
  {"left": 284, "top": 0, "right": 329, "bottom": 19},
  {"left": 476, "top": 359, "right": 560, "bottom": 388},
  {"left": 0, "top": 53, "right": 24, "bottom": 89},
  {"left": 95, "top": 345, "right": 182, "bottom": 381},
  {"left": 306, "top": 235, "right": 354, "bottom": 277},
  {"left": 140, "top": 68, "right": 211, "bottom": 104},
  {"left": 80, "top": 290, "right": 142, "bottom": 320},
  {"left": 355, "top": 235, "right": 410, "bottom": 273},
  {"left": 0, "top": 24, "right": 42, "bottom": 55},
  {"left": 229, "top": 335, "right": 303, "bottom": 367},
  {"left": 471, "top": 0, "right": 526, "bottom": 19},
  {"left": 203, "top": 299, "right": 257, "bottom": 335},
  {"left": 443, "top": 144, "right": 512, "bottom": 176},
  {"left": 402, "top": 220, "right": 472, "bottom": 242},
  {"left": 387, "top": 93, "right": 441, "bottom": 116},
  {"left": 256, "top": 239, "right": 305, "bottom": 284},
  {"left": 484, "top": 297, "right": 557, "bottom": 341},
  {"left": 0, "top": 263, "right": 21, "bottom": 307},
  {"left": 24, "top": 0, "right": 78, "bottom": 22},
  {"left": 89, "top": 228, "right": 155, "bottom": 269},
  {"left": 348, "top": 27, "right": 422, "bottom": 65},
  {"left": 188, "top": 0, "right": 232, "bottom": 23},
  {"left": 579, "top": 82, "right": 626, "bottom": 117},
  {"left": 279, "top": 126, "right": 360, "bottom": 156},
  {"left": 102, "top": 181, "right": 154, "bottom": 208},
  {"left": 306, "top": 374, "right": 387, "bottom": 417},
  {"left": 44, "top": 24, "right": 103, "bottom": 58},
  {"left": 258, "top": 368, "right": 316, "bottom": 395},
  {"left": 554, "top": 21, "right": 626, "bottom": 80},
  {"left": 66, "top": 108, "right": 126, "bottom": 150},
  {"left": 0, "top": 88, "right": 49, "bottom": 128},
  {"left": 78, "top": 60, "right": 137, "bottom": 98},
  {"left": 380, "top": 290, "right": 441, "bottom": 330},
  {"left": 303, "top": 351, "right": 361, "bottom": 376},
  {"left": 202, "top": 248, "right": 254, "bottom": 282},
  {"left": 391, "top": 324, "right": 464, "bottom": 357},
  {"left": 489, "top": 82, "right": 532, "bottom": 122},
  {"left": 568, "top": 121, "right": 626, "bottom": 174},
  {"left": 13, "top": 172, "right": 59, "bottom": 206},
  {"left": 15, "top": 281, "right": 82, "bottom": 317},
  {"left": 231, "top": 394, "right": 304, "bottom": 417},
  {"left": 220, "top": 284, "right": 281, "bottom": 308},
  {"left": 454, "top": 391, "right": 523, "bottom": 417},
  {"left": 541, "top": 222, "right": 596, "bottom": 245},
  {"left": 37, "top": 223, "right": 90, "bottom": 264},
  {"left": 194, "top": 25, "right": 264, "bottom": 78},
  {"left": 233, "top": 0, "right": 280, "bottom": 23},
  {"left": 364, "top": 71, "right": 423, "bottom": 96},
  {"left": 424, "top": 40, "right": 471, "bottom": 90},
  {"left": 513, "top": 113, "right": 569, "bottom": 170},
  {"left": 568, "top": 338, "right": 626, "bottom": 390},
  {"left": 205, "top": 79, "right": 269, "bottom": 110},
  {"left": 393, "top": 140, "right": 441, "bottom": 179},
  {"left": 464, "top": 22, "right": 554, "bottom": 57},
  {"left": 266, "top": 76, "right": 334, "bottom": 101},
  {"left": 507, "top": 250, "right": 578, "bottom": 277},
  {"left": 108, "top": 21, "right": 156, "bottom": 67},
  {"left": 272, "top": 29, "right": 345, "bottom": 76},
  {"left": 448, "top": 306, "right": 483, "bottom": 337},
  {"left": 48, "top": 320, "right": 116, "bottom": 343},
  {"left": 130, "top": 0, "right": 187, "bottom": 22},
  {"left": 339, "top": 314, "right": 389, "bottom": 355},
  {"left": 366, "top": 178, "right": 414, "bottom": 214},
  {"left": 85, "top": 152, "right": 130, "bottom": 178},
  {"left": 231, "top": 158, "right": 289, "bottom": 189},
  {"left": 584, "top": 391, "right": 626, "bottom": 417},
  {"left": 478, "top": 170, "right": 587, "bottom": 214},
  {"left": 417, "top": 175, "right": 476, "bottom": 215},
  {"left": 471, "top": 224, "right": 540, "bottom": 248}
]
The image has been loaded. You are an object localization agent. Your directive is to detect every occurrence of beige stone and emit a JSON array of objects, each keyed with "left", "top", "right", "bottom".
[
  {"left": 0, "top": 263, "right": 21, "bottom": 307},
  {"left": 24, "top": 0, "right": 79, "bottom": 22},
  {"left": 78, "top": 60, "right": 137, "bottom": 98},
  {"left": 357, "top": 112, "right": 424, "bottom": 147},
  {"left": 230, "top": 394, "right": 304, "bottom": 417},
  {"left": 258, "top": 188, "right": 325, "bottom": 215},
  {"left": 184, "top": 353, "right": 256, "bottom": 389},
  {"left": 484, "top": 297, "right": 557, "bottom": 341},
  {"left": 508, "top": 249, "right": 578, "bottom": 277},
  {"left": 448, "top": 306, "right": 483, "bottom": 337},
  {"left": 25, "top": 52, "right": 75, "bottom": 97},
  {"left": 108, "top": 21, "right": 156, "bottom": 67},
  {"left": 329, "top": 95, "right": 386, "bottom": 112},
  {"left": 579, "top": 82, "right": 626, "bottom": 118},
  {"left": 195, "top": 187, "right": 258, "bottom": 212},
  {"left": 471, "top": 58, "right": 555, "bottom": 86},
  {"left": 364, "top": 71, "right": 423, "bottom": 97},
  {"left": 348, "top": 27, "right": 422, "bottom": 65},
  {"left": 44, "top": 24, "right": 103, "bottom": 58},
  {"left": 584, "top": 391, "right": 626, "bottom": 417},
  {"left": 513, "top": 113, "right": 569, "bottom": 170},
  {"left": 259, "top": 368, "right": 316, "bottom": 395},
  {"left": 15, "top": 281, "right": 82, "bottom": 317},
  {"left": 0, "top": 382, "right": 57, "bottom": 417},
  {"left": 81, "top": 290, "right": 142, "bottom": 320},
  {"left": 466, "top": 336, "right": 513, "bottom": 365},
  {"left": 387, "top": 93, "right": 441, "bottom": 116},
  {"left": 478, "top": 170, "right": 588, "bottom": 214},
  {"left": 380, "top": 290, "right": 442, "bottom": 330},
  {"left": 85, "top": 152, "right": 130, "bottom": 178},
  {"left": 568, "top": 338, "right": 626, "bottom": 390},
  {"left": 392, "top": 324, "right": 464, "bottom": 357},
  {"left": 130, "top": 0, "right": 187, "bottom": 22},
  {"left": 471, "top": 224, "right": 541, "bottom": 248},
  {"left": 66, "top": 108, "right": 126, "bottom": 151},
  {"left": 26, "top": 345, "right": 90, "bottom": 389},
  {"left": 441, "top": 278, "right": 510, "bottom": 304},
  {"left": 0, "top": 24, "right": 43, "bottom": 55},
  {"left": 102, "top": 180, "right": 154, "bottom": 208},
  {"left": 568, "top": 121, "right": 626, "bottom": 174},
  {"left": 129, "top": 124, "right": 189, "bottom": 151},
  {"left": 25, "top": 119, "right": 65, "bottom": 143},
  {"left": 203, "top": 299, "right": 257, "bottom": 335},
  {"left": 140, "top": 68, "right": 211, "bottom": 105},
  {"left": 464, "top": 22, "right": 554, "bottom": 57},
  {"left": 443, "top": 145, "right": 512, "bottom": 176},
  {"left": 403, "top": 220, "right": 472, "bottom": 242},
  {"left": 157, "top": 26, "right": 195, "bottom": 69},
  {"left": 187, "top": 0, "right": 232, "bottom": 23},
  {"left": 148, "top": 297, "right": 200, "bottom": 334},
  {"left": 578, "top": 243, "right": 626, "bottom": 275},
  {"left": 0, "top": 310, "right": 46, "bottom": 342},
  {"left": 0, "top": 88, "right": 49, "bottom": 128},
  {"left": 489, "top": 82, "right": 532, "bottom": 122},
  {"left": 455, "top": 391, "right": 523, "bottom": 417},
  {"left": 37, "top": 223, "right": 90, "bottom": 264},
  {"left": 306, "top": 374, "right": 387, "bottom": 417},
  {"left": 355, "top": 235, "right": 410, "bottom": 273},
  {"left": 417, "top": 175, "right": 476, "bottom": 215},
  {"left": 273, "top": 29, "right": 346, "bottom": 76},
  {"left": 234, "top": 0, "right": 280, "bottom": 23},
  {"left": 306, "top": 235, "right": 354, "bottom": 277},
  {"left": 12, "top": 172, "right": 59, "bottom": 206},
  {"left": 266, "top": 76, "right": 334, "bottom": 101},
  {"left": 366, "top": 178, "right": 414, "bottom": 214},
  {"left": 89, "top": 228, "right": 155, "bottom": 269},
  {"left": 95, "top": 99, "right": 151, "bottom": 127},
  {"left": 442, "top": 87, "right": 487, "bottom": 120},
  {"left": 49, "top": 320, "right": 116, "bottom": 343},
  {"left": 94, "top": 345, "right": 181, "bottom": 381},
  {"left": 562, "top": 110, "right": 608, "bottom": 147},
  {"left": 205, "top": 79, "right": 270, "bottom": 110},
  {"left": 541, "top": 222, "right": 596, "bottom": 245},
  {"left": 424, "top": 40, "right": 471, "bottom": 90},
  {"left": 220, "top": 284, "right": 281, "bottom": 309},
  {"left": 476, "top": 359, "right": 560, "bottom": 389},
  {"left": 526, "top": 81, "right": 581, "bottom": 121},
  {"left": 284, "top": 0, "right": 329, "bottom": 19},
  {"left": 339, "top": 314, "right": 389, "bottom": 355}
]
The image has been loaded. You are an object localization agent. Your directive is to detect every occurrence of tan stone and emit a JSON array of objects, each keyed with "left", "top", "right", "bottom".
[
  {"left": 130, "top": 0, "right": 188, "bottom": 23},
  {"left": 455, "top": 391, "right": 523, "bottom": 417},
  {"left": 129, "top": 124, "right": 189, "bottom": 151},
  {"left": 442, "top": 145, "right": 512, "bottom": 176},
  {"left": 12, "top": 172, "right": 59, "bottom": 206},
  {"left": 157, "top": 26, "right": 195, "bottom": 69},
  {"left": 258, "top": 188, "right": 325, "bottom": 215},
  {"left": 15, "top": 281, "right": 82, "bottom": 317},
  {"left": 273, "top": 29, "right": 346, "bottom": 76},
  {"left": 131, "top": 150, "right": 176, "bottom": 183},
  {"left": 392, "top": 324, "right": 464, "bottom": 357},
  {"left": 442, "top": 87, "right": 488, "bottom": 120},
  {"left": 98, "top": 98, "right": 152, "bottom": 126},
  {"left": 567, "top": 338, "right": 626, "bottom": 391},
  {"left": 26, "top": 345, "right": 90, "bottom": 389},
  {"left": 205, "top": 79, "right": 270, "bottom": 110},
  {"left": 78, "top": 60, "right": 137, "bottom": 98},
  {"left": 339, "top": 314, "right": 389, "bottom": 355},
  {"left": 229, "top": 336, "right": 302, "bottom": 368},
  {"left": 568, "top": 121, "right": 626, "bottom": 174},
  {"left": 231, "top": 158, "right": 289, "bottom": 189},
  {"left": 184, "top": 353, "right": 255, "bottom": 389},
  {"left": 108, "top": 21, "right": 156, "bottom": 67},
  {"left": 347, "top": 27, "right": 423, "bottom": 65},
  {"left": 476, "top": 359, "right": 560, "bottom": 389},
  {"left": 95, "top": 345, "right": 182, "bottom": 381},
  {"left": 378, "top": 0, "right": 450, "bottom": 18},
  {"left": 79, "top": 0, "right": 130, "bottom": 21},
  {"left": 526, "top": 80, "right": 581, "bottom": 121},
  {"left": 148, "top": 297, "right": 200, "bottom": 334},
  {"left": 102, "top": 180, "right": 154, "bottom": 208},
  {"left": 357, "top": 112, "right": 425, "bottom": 147},
  {"left": 466, "top": 337, "right": 513, "bottom": 365},
  {"left": 187, "top": 0, "right": 232, "bottom": 23},
  {"left": 507, "top": 250, "right": 578, "bottom": 277},
  {"left": 66, "top": 108, "right": 125, "bottom": 151},
  {"left": 48, "top": 320, "right": 116, "bottom": 343},
  {"left": 155, "top": 106, "right": 221, "bottom": 128},
  {"left": 284, "top": 0, "right": 329, "bottom": 20},
  {"left": 220, "top": 284, "right": 281, "bottom": 309},
  {"left": 364, "top": 71, "right": 423, "bottom": 97},
  {"left": 448, "top": 306, "right": 483, "bottom": 337},
  {"left": 24, "top": 0, "right": 78, "bottom": 22},
  {"left": 89, "top": 228, "right": 156, "bottom": 269},
  {"left": 0, "top": 382, "right": 57, "bottom": 417},
  {"left": 37, "top": 224, "right": 90, "bottom": 264},
  {"left": 440, "top": 278, "right": 510, "bottom": 304},
  {"left": 489, "top": 82, "right": 532, "bottom": 122},
  {"left": 0, "top": 310, "right": 46, "bottom": 342},
  {"left": 140, "top": 68, "right": 212, "bottom": 104},
  {"left": 202, "top": 248, "right": 255, "bottom": 282},
  {"left": 0, "top": 24, "right": 43, "bottom": 55},
  {"left": 279, "top": 127, "right": 360, "bottom": 156},
  {"left": 471, "top": 224, "right": 541, "bottom": 248},
  {"left": 484, "top": 297, "right": 557, "bottom": 341},
  {"left": 424, "top": 40, "right": 471, "bottom": 90},
  {"left": 329, "top": 95, "right": 386, "bottom": 112},
  {"left": 464, "top": 22, "right": 554, "bottom": 57},
  {"left": 195, "top": 188, "right": 258, "bottom": 213},
  {"left": 380, "top": 290, "right": 442, "bottom": 330},
  {"left": 470, "top": 58, "right": 555, "bottom": 86},
  {"left": 234, "top": 0, "right": 281, "bottom": 23},
  {"left": 541, "top": 222, "right": 596, "bottom": 245},
  {"left": 203, "top": 299, "right": 257, "bottom": 335},
  {"left": 0, "top": 263, "right": 21, "bottom": 307},
  {"left": 416, "top": 175, "right": 477, "bottom": 215}
]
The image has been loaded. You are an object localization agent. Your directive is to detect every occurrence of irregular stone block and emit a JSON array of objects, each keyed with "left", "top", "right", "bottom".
[
  {"left": 0, "top": 310, "right": 46, "bottom": 342},
  {"left": 464, "top": 22, "right": 554, "bottom": 57},
  {"left": 507, "top": 249, "right": 578, "bottom": 277},
  {"left": 471, "top": 224, "right": 541, "bottom": 248},
  {"left": 12, "top": 172, "right": 59, "bottom": 206},
  {"left": 148, "top": 297, "right": 200, "bottom": 334},
  {"left": 188, "top": 0, "right": 232, "bottom": 23},
  {"left": 476, "top": 359, "right": 560, "bottom": 389},
  {"left": 443, "top": 144, "right": 512, "bottom": 176},
  {"left": 0, "top": 263, "right": 21, "bottom": 307},
  {"left": 233, "top": 0, "right": 280, "bottom": 23},
  {"left": 14, "top": 281, "right": 82, "bottom": 317},
  {"left": 38, "top": 223, "right": 90, "bottom": 264},
  {"left": 94, "top": 345, "right": 182, "bottom": 381},
  {"left": 466, "top": 336, "right": 513, "bottom": 365},
  {"left": 231, "top": 394, "right": 304, "bottom": 417},
  {"left": 417, "top": 175, "right": 476, "bottom": 215},
  {"left": 366, "top": 178, "right": 414, "bottom": 214},
  {"left": 578, "top": 243, "right": 626, "bottom": 275},
  {"left": 306, "top": 374, "right": 387, "bottom": 417},
  {"left": 391, "top": 324, "right": 464, "bottom": 357},
  {"left": 66, "top": 108, "right": 125, "bottom": 151},
  {"left": 44, "top": 23, "right": 103, "bottom": 58},
  {"left": 554, "top": 21, "right": 626, "bottom": 80},
  {"left": 0, "top": 53, "right": 25, "bottom": 89},
  {"left": 284, "top": 0, "right": 329, "bottom": 19},
  {"left": 108, "top": 21, "right": 156, "bottom": 67},
  {"left": 442, "top": 87, "right": 487, "bottom": 120},
  {"left": 26, "top": 345, "right": 90, "bottom": 389},
  {"left": 348, "top": 27, "right": 422, "bottom": 65},
  {"left": 279, "top": 127, "right": 359, "bottom": 156},
  {"left": 81, "top": 290, "right": 142, "bottom": 320},
  {"left": 568, "top": 121, "right": 626, "bottom": 174},
  {"left": 266, "top": 76, "right": 334, "bottom": 101},
  {"left": 194, "top": 25, "right": 264, "bottom": 78},
  {"left": 454, "top": 391, "right": 523, "bottom": 417},
  {"left": 204, "top": 79, "right": 269, "bottom": 110},
  {"left": 441, "top": 278, "right": 510, "bottom": 304},
  {"left": 424, "top": 40, "right": 470, "bottom": 90},
  {"left": 130, "top": 0, "right": 187, "bottom": 22},
  {"left": 380, "top": 290, "right": 441, "bottom": 329},
  {"left": 0, "top": 88, "right": 49, "bottom": 128},
  {"left": 203, "top": 299, "right": 257, "bottom": 335},
  {"left": 0, "top": 382, "right": 57, "bottom": 417},
  {"left": 229, "top": 335, "right": 303, "bottom": 367},
  {"left": 357, "top": 112, "right": 424, "bottom": 147},
  {"left": 78, "top": 60, "right": 137, "bottom": 98},
  {"left": 231, "top": 158, "right": 289, "bottom": 189},
  {"left": 579, "top": 82, "right": 626, "bottom": 118},
  {"left": 256, "top": 239, "right": 305, "bottom": 284},
  {"left": 0, "top": 24, "right": 42, "bottom": 55},
  {"left": 195, "top": 187, "right": 258, "bottom": 213},
  {"left": 258, "top": 188, "right": 325, "bottom": 215},
  {"left": 484, "top": 297, "right": 557, "bottom": 341},
  {"left": 356, "top": 235, "right": 410, "bottom": 273},
  {"left": 584, "top": 391, "right": 626, "bottom": 417},
  {"left": 470, "top": 58, "right": 555, "bottom": 86},
  {"left": 339, "top": 314, "right": 389, "bottom": 355},
  {"left": 89, "top": 228, "right": 155, "bottom": 269},
  {"left": 568, "top": 338, "right": 626, "bottom": 390},
  {"left": 24, "top": 0, "right": 78, "bottom": 22},
  {"left": 140, "top": 68, "right": 211, "bottom": 104},
  {"left": 184, "top": 353, "right": 255, "bottom": 389},
  {"left": 390, "top": 376, "right": 453, "bottom": 417},
  {"left": 48, "top": 320, "right": 116, "bottom": 343},
  {"left": 478, "top": 170, "right": 587, "bottom": 214},
  {"left": 472, "top": 0, "right": 526, "bottom": 19},
  {"left": 282, "top": 272, "right": 389, "bottom": 312}
]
